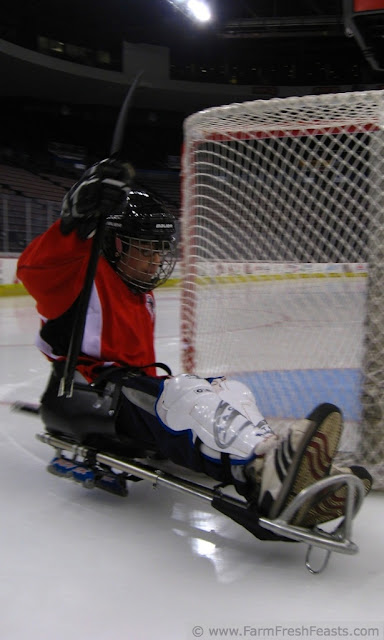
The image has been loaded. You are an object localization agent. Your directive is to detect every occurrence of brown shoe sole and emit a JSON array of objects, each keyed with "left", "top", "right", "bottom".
[
  {"left": 292, "top": 466, "right": 372, "bottom": 527},
  {"left": 270, "top": 405, "right": 343, "bottom": 520}
]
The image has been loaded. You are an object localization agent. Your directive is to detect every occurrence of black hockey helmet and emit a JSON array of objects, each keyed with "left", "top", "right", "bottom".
[{"left": 102, "top": 189, "right": 177, "bottom": 293}]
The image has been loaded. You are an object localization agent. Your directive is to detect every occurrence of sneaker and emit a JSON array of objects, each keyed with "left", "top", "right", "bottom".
[
  {"left": 246, "top": 403, "right": 343, "bottom": 519},
  {"left": 291, "top": 463, "right": 372, "bottom": 527}
]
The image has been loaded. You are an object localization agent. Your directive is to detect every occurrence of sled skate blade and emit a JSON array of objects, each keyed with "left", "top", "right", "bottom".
[
  {"left": 94, "top": 470, "right": 129, "bottom": 497},
  {"left": 36, "top": 432, "right": 365, "bottom": 573},
  {"left": 47, "top": 453, "right": 96, "bottom": 488},
  {"left": 48, "top": 455, "right": 79, "bottom": 479},
  {"left": 44, "top": 443, "right": 128, "bottom": 496}
]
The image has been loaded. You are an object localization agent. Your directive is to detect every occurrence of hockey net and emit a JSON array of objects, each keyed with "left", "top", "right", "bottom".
[{"left": 181, "top": 90, "right": 384, "bottom": 489}]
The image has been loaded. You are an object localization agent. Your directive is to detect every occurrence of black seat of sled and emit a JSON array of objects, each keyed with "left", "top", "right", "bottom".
[{"left": 40, "top": 363, "right": 149, "bottom": 457}]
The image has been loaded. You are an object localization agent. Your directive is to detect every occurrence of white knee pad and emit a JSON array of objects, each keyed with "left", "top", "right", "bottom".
[
  {"left": 210, "top": 378, "right": 265, "bottom": 425},
  {"left": 156, "top": 374, "right": 272, "bottom": 462}
]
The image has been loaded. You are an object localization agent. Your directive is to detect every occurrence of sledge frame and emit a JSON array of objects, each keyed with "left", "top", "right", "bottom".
[{"left": 36, "top": 430, "right": 366, "bottom": 575}]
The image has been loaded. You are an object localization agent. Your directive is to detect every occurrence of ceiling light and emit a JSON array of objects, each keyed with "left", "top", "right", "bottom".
[{"left": 165, "top": 0, "right": 213, "bottom": 24}]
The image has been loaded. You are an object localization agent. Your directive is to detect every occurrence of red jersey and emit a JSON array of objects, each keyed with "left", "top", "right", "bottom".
[{"left": 17, "top": 220, "right": 157, "bottom": 380}]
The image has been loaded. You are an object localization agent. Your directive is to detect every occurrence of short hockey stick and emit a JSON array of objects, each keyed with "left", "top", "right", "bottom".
[{"left": 58, "top": 71, "right": 144, "bottom": 398}]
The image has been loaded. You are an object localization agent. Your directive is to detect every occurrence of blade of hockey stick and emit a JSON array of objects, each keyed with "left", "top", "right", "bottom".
[{"left": 58, "top": 71, "right": 144, "bottom": 398}]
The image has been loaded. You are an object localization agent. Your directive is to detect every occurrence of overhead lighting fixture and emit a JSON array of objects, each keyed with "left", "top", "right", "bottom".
[
  {"left": 187, "top": 0, "right": 212, "bottom": 22},
  {"left": 166, "top": 0, "right": 213, "bottom": 24}
]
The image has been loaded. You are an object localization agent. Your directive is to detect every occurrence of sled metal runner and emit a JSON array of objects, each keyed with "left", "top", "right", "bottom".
[{"left": 36, "top": 431, "right": 366, "bottom": 575}]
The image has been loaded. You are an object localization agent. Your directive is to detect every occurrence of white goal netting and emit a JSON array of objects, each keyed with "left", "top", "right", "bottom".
[{"left": 181, "top": 90, "right": 384, "bottom": 489}]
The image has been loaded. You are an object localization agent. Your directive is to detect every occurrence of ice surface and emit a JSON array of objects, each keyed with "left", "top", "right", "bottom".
[{"left": 0, "top": 291, "right": 383, "bottom": 640}]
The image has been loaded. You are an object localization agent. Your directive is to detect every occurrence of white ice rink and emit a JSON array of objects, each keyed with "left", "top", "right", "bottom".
[{"left": 0, "top": 290, "right": 383, "bottom": 640}]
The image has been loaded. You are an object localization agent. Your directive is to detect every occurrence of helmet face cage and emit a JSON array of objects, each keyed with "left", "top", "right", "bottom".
[
  {"left": 102, "top": 190, "right": 177, "bottom": 293},
  {"left": 114, "top": 234, "right": 177, "bottom": 293}
]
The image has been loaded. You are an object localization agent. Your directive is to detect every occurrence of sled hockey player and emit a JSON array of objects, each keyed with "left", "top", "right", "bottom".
[{"left": 17, "top": 159, "right": 371, "bottom": 526}]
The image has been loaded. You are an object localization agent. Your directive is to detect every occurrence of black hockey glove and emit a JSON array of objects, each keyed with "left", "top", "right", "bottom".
[{"left": 60, "top": 158, "right": 134, "bottom": 239}]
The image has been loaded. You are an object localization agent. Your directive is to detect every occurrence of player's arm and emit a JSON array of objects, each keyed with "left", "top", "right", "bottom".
[{"left": 17, "top": 222, "right": 92, "bottom": 318}]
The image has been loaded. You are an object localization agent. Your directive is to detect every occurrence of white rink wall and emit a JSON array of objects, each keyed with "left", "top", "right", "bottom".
[
  {"left": 0, "top": 255, "right": 182, "bottom": 289},
  {"left": 0, "top": 256, "right": 20, "bottom": 285},
  {"left": 193, "top": 260, "right": 368, "bottom": 278},
  {"left": 0, "top": 255, "right": 368, "bottom": 288}
]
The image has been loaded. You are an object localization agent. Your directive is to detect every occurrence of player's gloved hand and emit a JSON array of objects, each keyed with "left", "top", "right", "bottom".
[{"left": 60, "top": 158, "right": 134, "bottom": 238}]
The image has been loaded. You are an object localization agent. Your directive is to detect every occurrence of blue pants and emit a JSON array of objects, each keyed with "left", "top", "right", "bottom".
[{"left": 117, "top": 375, "right": 236, "bottom": 484}]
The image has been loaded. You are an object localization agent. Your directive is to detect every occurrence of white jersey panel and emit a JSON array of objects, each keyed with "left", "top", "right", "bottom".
[{"left": 81, "top": 283, "right": 102, "bottom": 359}]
